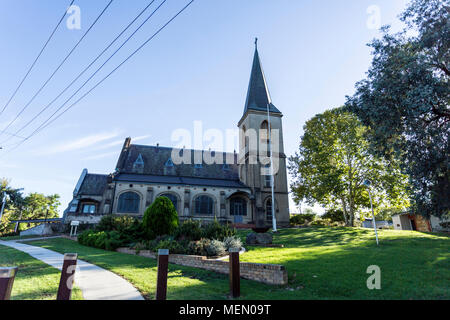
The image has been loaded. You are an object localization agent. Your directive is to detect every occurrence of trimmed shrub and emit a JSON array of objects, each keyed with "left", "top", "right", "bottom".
[
  {"left": 143, "top": 197, "right": 179, "bottom": 239},
  {"left": 290, "top": 213, "right": 316, "bottom": 226},
  {"left": 322, "top": 209, "right": 345, "bottom": 223},
  {"left": 78, "top": 229, "right": 124, "bottom": 251},
  {"left": 174, "top": 219, "right": 203, "bottom": 241},
  {"left": 201, "top": 220, "right": 236, "bottom": 241},
  {"left": 97, "top": 215, "right": 136, "bottom": 232},
  {"left": 223, "top": 236, "right": 242, "bottom": 252},
  {"left": 95, "top": 214, "right": 145, "bottom": 245},
  {"left": 310, "top": 218, "right": 332, "bottom": 227}
]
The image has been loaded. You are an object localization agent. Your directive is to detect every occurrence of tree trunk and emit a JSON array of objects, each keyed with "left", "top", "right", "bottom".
[{"left": 341, "top": 198, "right": 350, "bottom": 226}]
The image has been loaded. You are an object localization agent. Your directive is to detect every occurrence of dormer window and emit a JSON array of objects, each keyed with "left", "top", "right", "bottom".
[
  {"left": 82, "top": 204, "right": 96, "bottom": 214},
  {"left": 194, "top": 163, "right": 203, "bottom": 169},
  {"left": 222, "top": 164, "right": 230, "bottom": 171},
  {"left": 132, "top": 154, "right": 145, "bottom": 173},
  {"left": 165, "top": 157, "right": 174, "bottom": 167}
]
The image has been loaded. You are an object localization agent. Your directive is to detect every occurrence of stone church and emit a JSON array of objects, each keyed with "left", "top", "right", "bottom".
[{"left": 63, "top": 44, "right": 290, "bottom": 229}]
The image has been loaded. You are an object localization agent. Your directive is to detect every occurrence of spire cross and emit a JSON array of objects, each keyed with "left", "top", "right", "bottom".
[{"left": 255, "top": 37, "right": 258, "bottom": 49}]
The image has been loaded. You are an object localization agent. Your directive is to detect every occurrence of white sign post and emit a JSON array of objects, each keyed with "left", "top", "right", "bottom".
[{"left": 70, "top": 221, "right": 80, "bottom": 237}]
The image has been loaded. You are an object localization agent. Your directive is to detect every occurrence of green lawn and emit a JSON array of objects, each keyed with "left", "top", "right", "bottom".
[
  {"left": 0, "top": 244, "right": 83, "bottom": 300},
  {"left": 25, "top": 227, "right": 449, "bottom": 300}
]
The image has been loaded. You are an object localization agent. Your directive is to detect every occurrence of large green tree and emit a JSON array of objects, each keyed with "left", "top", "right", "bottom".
[
  {"left": 21, "top": 193, "right": 61, "bottom": 221},
  {"left": 288, "top": 109, "right": 410, "bottom": 226},
  {"left": 1, "top": 178, "right": 61, "bottom": 235},
  {"left": 0, "top": 178, "right": 26, "bottom": 235},
  {"left": 346, "top": 0, "right": 449, "bottom": 218}
]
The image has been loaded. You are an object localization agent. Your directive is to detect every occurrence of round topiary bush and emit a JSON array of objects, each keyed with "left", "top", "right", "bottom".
[{"left": 143, "top": 196, "right": 179, "bottom": 239}]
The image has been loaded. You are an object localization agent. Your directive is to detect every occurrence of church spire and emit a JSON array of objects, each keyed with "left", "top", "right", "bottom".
[{"left": 243, "top": 39, "right": 281, "bottom": 115}]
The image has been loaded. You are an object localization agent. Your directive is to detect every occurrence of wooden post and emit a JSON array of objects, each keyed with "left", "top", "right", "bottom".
[
  {"left": 229, "top": 248, "right": 240, "bottom": 298},
  {"left": 0, "top": 267, "right": 18, "bottom": 300},
  {"left": 57, "top": 253, "right": 78, "bottom": 300},
  {"left": 155, "top": 249, "right": 169, "bottom": 300}
]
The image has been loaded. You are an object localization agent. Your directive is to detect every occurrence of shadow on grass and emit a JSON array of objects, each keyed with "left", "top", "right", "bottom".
[{"left": 25, "top": 230, "right": 450, "bottom": 300}]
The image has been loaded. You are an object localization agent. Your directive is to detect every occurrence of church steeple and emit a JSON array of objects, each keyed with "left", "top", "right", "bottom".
[{"left": 243, "top": 39, "right": 281, "bottom": 115}]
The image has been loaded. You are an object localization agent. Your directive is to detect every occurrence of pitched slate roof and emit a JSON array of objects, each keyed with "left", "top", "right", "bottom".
[
  {"left": 78, "top": 174, "right": 108, "bottom": 196},
  {"left": 115, "top": 144, "right": 241, "bottom": 182},
  {"left": 243, "top": 45, "right": 281, "bottom": 115},
  {"left": 115, "top": 173, "right": 248, "bottom": 189}
]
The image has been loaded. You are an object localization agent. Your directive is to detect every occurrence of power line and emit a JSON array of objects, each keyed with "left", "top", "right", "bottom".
[
  {"left": 0, "top": 0, "right": 114, "bottom": 136},
  {"left": 1, "top": 0, "right": 158, "bottom": 142},
  {"left": 0, "top": 0, "right": 75, "bottom": 117},
  {"left": 2, "top": 0, "right": 195, "bottom": 158}
]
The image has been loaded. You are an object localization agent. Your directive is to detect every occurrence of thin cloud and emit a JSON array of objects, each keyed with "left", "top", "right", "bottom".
[
  {"left": 82, "top": 151, "right": 119, "bottom": 161},
  {"left": 93, "top": 135, "right": 151, "bottom": 151},
  {"left": 36, "top": 131, "right": 121, "bottom": 155}
]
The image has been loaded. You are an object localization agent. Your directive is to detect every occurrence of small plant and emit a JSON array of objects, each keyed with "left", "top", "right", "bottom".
[
  {"left": 187, "top": 238, "right": 226, "bottom": 257},
  {"left": 187, "top": 239, "right": 208, "bottom": 256},
  {"left": 174, "top": 219, "right": 203, "bottom": 241},
  {"left": 154, "top": 239, "right": 186, "bottom": 254},
  {"left": 202, "top": 220, "right": 236, "bottom": 241},
  {"left": 204, "top": 239, "right": 226, "bottom": 257},
  {"left": 223, "top": 236, "right": 242, "bottom": 252}
]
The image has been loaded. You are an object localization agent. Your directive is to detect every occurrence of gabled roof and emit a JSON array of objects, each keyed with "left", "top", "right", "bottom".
[
  {"left": 243, "top": 43, "right": 281, "bottom": 115},
  {"left": 78, "top": 173, "right": 108, "bottom": 196},
  {"left": 115, "top": 143, "right": 241, "bottom": 181}
]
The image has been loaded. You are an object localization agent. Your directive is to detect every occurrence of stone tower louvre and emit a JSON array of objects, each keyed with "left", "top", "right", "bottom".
[{"left": 238, "top": 41, "right": 290, "bottom": 228}]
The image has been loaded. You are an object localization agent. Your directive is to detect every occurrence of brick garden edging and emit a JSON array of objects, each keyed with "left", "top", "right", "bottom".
[{"left": 116, "top": 248, "right": 288, "bottom": 285}]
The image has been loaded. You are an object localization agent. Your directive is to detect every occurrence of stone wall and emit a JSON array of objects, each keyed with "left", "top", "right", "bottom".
[{"left": 116, "top": 247, "right": 287, "bottom": 285}]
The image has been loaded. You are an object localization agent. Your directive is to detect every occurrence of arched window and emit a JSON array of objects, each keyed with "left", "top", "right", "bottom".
[
  {"left": 265, "top": 199, "right": 273, "bottom": 222},
  {"left": 260, "top": 121, "right": 269, "bottom": 142},
  {"left": 118, "top": 192, "right": 140, "bottom": 213},
  {"left": 194, "top": 195, "right": 214, "bottom": 215},
  {"left": 230, "top": 198, "right": 247, "bottom": 216},
  {"left": 242, "top": 126, "right": 248, "bottom": 149},
  {"left": 160, "top": 193, "right": 178, "bottom": 212}
]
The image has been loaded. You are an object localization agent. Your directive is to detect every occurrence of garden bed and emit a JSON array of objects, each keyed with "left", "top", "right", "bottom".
[{"left": 116, "top": 247, "right": 288, "bottom": 285}]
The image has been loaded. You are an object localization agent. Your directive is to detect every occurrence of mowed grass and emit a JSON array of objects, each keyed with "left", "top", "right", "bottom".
[
  {"left": 27, "top": 227, "right": 449, "bottom": 300},
  {"left": 237, "top": 227, "right": 450, "bottom": 300},
  {"left": 0, "top": 244, "right": 83, "bottom": 300}
]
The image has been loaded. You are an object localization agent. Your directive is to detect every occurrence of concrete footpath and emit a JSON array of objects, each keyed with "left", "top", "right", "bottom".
[{"left": 0, "top": 239, "right": 144, "bottom": 300}]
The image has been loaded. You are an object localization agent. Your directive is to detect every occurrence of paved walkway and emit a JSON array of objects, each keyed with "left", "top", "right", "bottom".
[{"left": 0, "top": 239, "right": 144, "bottom": 300}]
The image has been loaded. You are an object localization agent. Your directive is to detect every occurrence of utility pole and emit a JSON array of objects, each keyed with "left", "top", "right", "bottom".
[
  {"left": 0, "top": 193, "right": 6, "bottom": 221},
  {"left": 13, "top": 189, "right": 25, "bottom": 234}
]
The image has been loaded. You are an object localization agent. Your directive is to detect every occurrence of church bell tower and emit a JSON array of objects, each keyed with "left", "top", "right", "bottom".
[{"left": 238, "top": 39, "right": 290, "bottom": 228}]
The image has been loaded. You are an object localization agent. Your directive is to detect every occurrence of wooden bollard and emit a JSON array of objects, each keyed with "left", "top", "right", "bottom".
[
  {"left": 155, "top": 249, "right": 169, "bottom": 300},
  {"left": 57, "top": 253, "right": 78, "bottom": 300},
  {"left": 0, "top": 267, "right": 18, "bottom": 300},
  {"left": 229, "top": 248, "right": 240, "bottom": 298}
]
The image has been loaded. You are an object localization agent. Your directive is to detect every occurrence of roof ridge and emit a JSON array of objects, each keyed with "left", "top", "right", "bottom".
[{"left": 130, "top": 144, "right": 237, "bottom": 155}]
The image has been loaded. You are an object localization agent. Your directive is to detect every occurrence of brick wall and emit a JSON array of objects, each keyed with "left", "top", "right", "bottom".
[{"left": 116, "top": 248, "right": 287, "bottom": 285}]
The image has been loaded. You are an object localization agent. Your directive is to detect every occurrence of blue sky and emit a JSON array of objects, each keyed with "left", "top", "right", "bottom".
[{"left": 0, "top": 0, "right": 409, "bottom": 215}]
